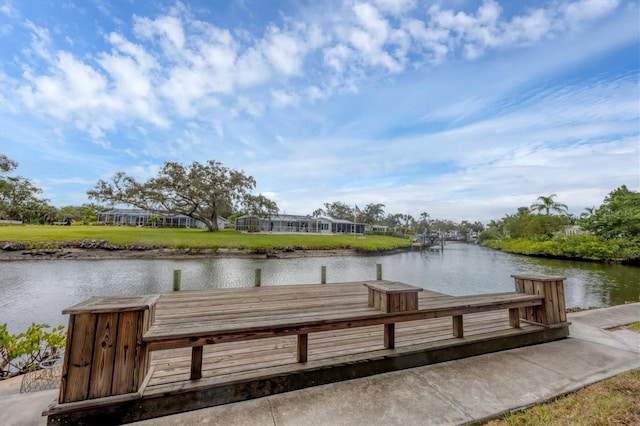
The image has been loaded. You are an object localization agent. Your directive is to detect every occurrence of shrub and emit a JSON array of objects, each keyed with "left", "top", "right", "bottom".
[{"left": 0, "top": 323, "right": 66, "bottom": 378}]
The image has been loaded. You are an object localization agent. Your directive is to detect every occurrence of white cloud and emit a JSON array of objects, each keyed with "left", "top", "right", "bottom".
[
  {"left": 373, "top": 0, "right": 415, "bottom": 16},
  {"left": 348, "top": 3, "right": 405, "bottom": 71},
  {"left": 236, "top": 96, "right": 264, "bottom": 118},
  {"left": 10, "top": 0, "right": 628, "bottom": 142},
  {"left": 504, "top": 9, "right": 551, "bottom": 44},
  {"left": 20, "top": 51, "right": 108, "bottom": 118},
  {"left": 561, "top": 0, "right": 620, "bottom": 29},
  {"left": 236, "top": 46, "right": 271, "bottom": 88},
  {"left": 23, "top": 20, "right": 53, "bottom": 61},
  {"left": 263, "top": 27, "right": 307, "bottom": 75},
  {"left": 0, "top": 3, "right": 19, "bottom": 19},
  {"left": 133, "top": 15, "right": 185, "bottom": 52},
  {"left": 270, "top": 89, "right": 299, "bottom": 108},
  {"left": 323, "top": 44, "right": 353, "bottom": 73}
]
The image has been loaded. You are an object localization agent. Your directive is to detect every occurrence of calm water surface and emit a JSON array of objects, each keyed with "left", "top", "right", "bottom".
[{"left": 1, "top": 243, "right": 638, "bottom": 333}]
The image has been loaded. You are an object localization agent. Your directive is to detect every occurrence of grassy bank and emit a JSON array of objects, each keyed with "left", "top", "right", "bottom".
[
  {"left": 481, "top": 235, "right": 640, "bottom": 264},
  {"left": 0, "top": 225, "right": 412, "bottom": 252},
  {"left": 484, "top": 368, "right": 640, "bottom": 425}
]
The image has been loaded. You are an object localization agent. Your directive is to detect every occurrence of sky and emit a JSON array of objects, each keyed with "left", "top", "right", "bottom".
[{"left": 0, "top": 0, "right": 638, "bottom": 224}]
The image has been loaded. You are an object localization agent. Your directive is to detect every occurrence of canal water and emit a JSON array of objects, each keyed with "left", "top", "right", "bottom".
[{"left": 1, "top": 243, "right": 638, "bottom": 333}]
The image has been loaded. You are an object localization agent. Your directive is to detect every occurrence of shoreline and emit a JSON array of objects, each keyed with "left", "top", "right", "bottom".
[{"left": 0, "top": 246, "right": 410, "bottom": 261}]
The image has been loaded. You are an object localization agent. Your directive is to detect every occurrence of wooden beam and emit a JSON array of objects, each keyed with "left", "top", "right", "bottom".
[
  {"left": 384, "top": 323, "right": 395, "bottom": 349},
  {"left": 297, "top": 334, "right": 308, "bottom": 363},
  {"left": 453, "top": 315, "right": 463, "bottom": 337},
  {"left": 509, "top": 308, "right": 520, "bottom": 328},
  {"left": 190, "top": 346, "right": 203, "bottom": 380}
]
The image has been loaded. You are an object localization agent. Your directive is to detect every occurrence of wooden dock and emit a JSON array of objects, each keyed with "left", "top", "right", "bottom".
[{"left": 44, "top": 276, "right": 570, "bottom": 425}]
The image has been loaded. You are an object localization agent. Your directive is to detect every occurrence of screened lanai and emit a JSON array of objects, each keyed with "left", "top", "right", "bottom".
[
  {"left": 234, "top": 214, "right": 365, "bottom": 234},
  {"left": 235, "top": 214, "right": 326, "bottom": 233},
  {"left": 97, "top": 209, "right": 199, "bottom": 228}
]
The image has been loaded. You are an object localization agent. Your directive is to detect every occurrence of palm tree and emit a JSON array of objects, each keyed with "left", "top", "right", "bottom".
[
  {"left": 530, "top": 194, "right": 568, "bottom": 216},
  {"left": 364, "top": 203, "right": 385, "bottom": 224},
  {"left": 418, "top": 211, "right": 431, "bottom": 232},
  {"left": 580, "top": 206, "right": 596, "bottom": 219}
]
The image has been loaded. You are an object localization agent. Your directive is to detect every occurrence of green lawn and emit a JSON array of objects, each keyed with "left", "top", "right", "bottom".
[{"left": 0, "top": 225, "right": 412, "bottom": 252}]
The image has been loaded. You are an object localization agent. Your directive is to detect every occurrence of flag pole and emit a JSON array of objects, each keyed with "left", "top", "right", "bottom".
[
  {"left": 353, "top": 206, "right": 356, "bottom": 239},
  {"left": 353, "top": 205, "right": 359, "bottom": 239}
]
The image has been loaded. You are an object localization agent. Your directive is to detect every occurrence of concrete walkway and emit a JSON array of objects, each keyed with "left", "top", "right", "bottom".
[{"left": 2, "top": 304, "right": 638, "bottom": 426}]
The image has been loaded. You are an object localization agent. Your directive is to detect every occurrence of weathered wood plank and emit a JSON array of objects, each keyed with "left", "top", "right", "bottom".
[
  {"left": 145, "top": 292, "right": 542, "bottom": 339},
  {"left": 297, "top": 334, "right": 308, "bottom": 363},
  {"left": 63, "top": 295, "right": 159, "bottom": 315},
  {"left": 452, "top": 315, "right": 463, "bottom": 337},
  {"left": 63, "top": 313, "right": 97, "bottom": 403},
  {"left": 556, "top": 280, "right": 567, "bottom": 322},
  {"left": 89, "top": 312, "right": 119, "bottom": 399},
  {"left": 145, "top": 298, "right": 543, "bottom": 349},
  {"left": 112, "top": 311, "right": 139, "bottom": 394},
  {"left": 190, "top": 346, "right": 203, "bottom": 380},
  {"left": 509, "top": 308, "right": 520, "bottom": 328},
  {"left": 58, "top": 314, "right": 76, "bottom": 404},
  {"left": 146, "top": 311, "right": 524, "bottom": 387},
  {"left": 384, "top": 323, "right": 395, "bottom": 348}
]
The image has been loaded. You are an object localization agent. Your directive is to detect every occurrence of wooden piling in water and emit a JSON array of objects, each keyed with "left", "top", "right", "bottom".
[
  {"left": 173, "top": 270, "right": 181, "bottom": 292},
  {"left": 255, "top": 268, "right": 262, "bottom": 287},
  {"left": 321, "top": 266, "right": 326, "bottom": 284}
]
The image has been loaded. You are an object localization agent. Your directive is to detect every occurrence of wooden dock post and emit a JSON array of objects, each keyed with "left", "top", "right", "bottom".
[
  {"left": 57, "top": 295, "right": 159, "bottom": 404},
  {"left": 321, "top": 266, "right": 326, "bottom": 284},
  {"left": 255, "top": 268, "right": 262, "bottom": 287},
  {"left": 173, "top": 269, "right": 181, "bottom": 292},
  {"left": 512, "top": 274, "right": 567, "bottom": 326},
  {"left": 376, "top": 263, "right": 382, "bottom": 280}
]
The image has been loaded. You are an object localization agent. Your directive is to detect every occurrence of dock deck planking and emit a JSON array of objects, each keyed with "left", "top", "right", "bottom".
[
  {"left": 143, "top": 310, "right": 532, "bottom": 398},
  {"left": 140, "top": 283, "right": 544, "bottom": 392}
]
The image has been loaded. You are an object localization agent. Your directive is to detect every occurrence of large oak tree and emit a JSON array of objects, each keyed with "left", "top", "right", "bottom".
[
  {"left": 1, "top": 154, "right": 54, "bottom": 223},
  {"left": 88, "top": 160, "right": 275, "bottom": 232}
]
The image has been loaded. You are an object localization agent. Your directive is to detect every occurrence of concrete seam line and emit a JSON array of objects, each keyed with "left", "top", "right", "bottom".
[{"left": 267, "top": 397, "right": 277, "bottom": 426}]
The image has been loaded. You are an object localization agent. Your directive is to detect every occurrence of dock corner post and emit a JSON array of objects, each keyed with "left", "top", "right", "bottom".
[
  {"left": 512, "top": 274, "right": 567, "bottom": 326},
  {"left": 173, "top": 269, "right": 182, "bottom": 291},
  {"left": 255, "top": 268, "right": 262, "bottom": 287},
  {"left": 376, "top": 263, "right": 382, "bottom": 280},
  {"left": 57, "top": 295, "right": 159, "bottom": 405},
  {"left": 321, "top": 266, "right": 327, "bottom": 284}
]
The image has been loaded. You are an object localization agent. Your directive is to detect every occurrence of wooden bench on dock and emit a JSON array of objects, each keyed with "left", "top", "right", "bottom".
[
  {"left": 142, "top": 281, "right": 551, "bottom": 381},
  {"left": 45, "top": 275, "right": 570, "bottom": 425}
]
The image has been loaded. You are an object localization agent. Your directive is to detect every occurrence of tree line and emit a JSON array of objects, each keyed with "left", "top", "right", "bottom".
[
  {"left": 480, "top": 189, "right": 640, "bottom": 263},
  {"left": 1, "top": 155, "right": 485, "bottom": 237},
  {"left": 311, "top": 201, "right": 484, "bottom": 238},
  {"left": 6, "top": 154, "right": 635, "bottom": 262}
]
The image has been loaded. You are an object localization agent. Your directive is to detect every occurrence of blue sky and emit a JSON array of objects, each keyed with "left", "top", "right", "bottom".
[{"left": 0, "top": 0, "right": 638, "bottom": 223}]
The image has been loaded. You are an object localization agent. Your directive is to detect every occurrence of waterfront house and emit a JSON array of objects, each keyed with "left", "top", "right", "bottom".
[
  {"left": 234, "top": 214, "right": 366, "bottom": 234},
  {"left": 97, "top": 208, "right": 228, "bottom": 229}
]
